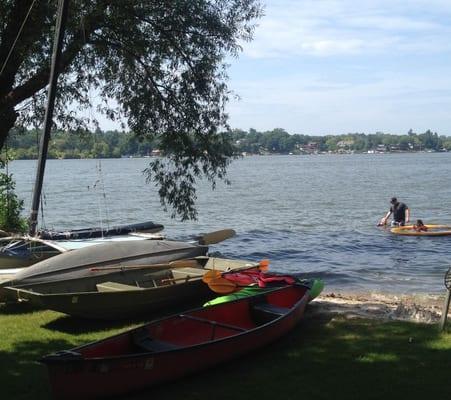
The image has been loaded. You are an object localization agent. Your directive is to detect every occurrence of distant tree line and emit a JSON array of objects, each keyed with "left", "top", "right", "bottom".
[
  {"left": 4, "top": 127, "right": 450, "bottom": 160},
  {"left": 230, "top": 128, "right": 450, "bottom": 154},
  {"left": 5, "top": 127, "right": 158, "bottom": 159}
]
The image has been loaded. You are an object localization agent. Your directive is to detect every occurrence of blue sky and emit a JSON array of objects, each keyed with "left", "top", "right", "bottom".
[
  {"left": 225, "top": 0, "right": 451, "bottom": 135},
  {"left": 97, "top": 1, "right": 451, "bottom": 136}
]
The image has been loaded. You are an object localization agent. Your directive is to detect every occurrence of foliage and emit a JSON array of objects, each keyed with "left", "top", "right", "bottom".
[
  {"left": 7, "top": 127, "right": 159, "bottom": 159},
  {"left": 0, "top": 165, "right": 27, "bottom": 233},
  {"left": 144, "top": 130, "right": 235, "bottom": 220},
  {"left": 230, "top": 128, "right": 450, "bottom": 154},
  {"left": 6, "top": 127, "right": 451, "bottom": 161},
  {"left": 0, "top": 0, "right": 263, "bottom": 220}
]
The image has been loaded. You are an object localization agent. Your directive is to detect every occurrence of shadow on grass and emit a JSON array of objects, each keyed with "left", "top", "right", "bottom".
[
  {"left": 2, "top": 306, "right": 451, "bottom": 400},
  {"left": 0, "top": 338, "right": 73, "bottom": 400},
  {"left": 43, "top": 314, "right": 147, "bottom": 334},
  {"left": 124, "top": 308, "right": 451, "bottom": 400},
  {"left": 42, "top": 299, "right": 207, "bottom": 334},
  {"left": 0, "top": 301, "right": 42, "bottom": 315}
]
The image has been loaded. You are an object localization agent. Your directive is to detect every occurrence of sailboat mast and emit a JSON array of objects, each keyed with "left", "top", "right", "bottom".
[{"left": 29, "top": 0, "right": 70, "bottom": 236}]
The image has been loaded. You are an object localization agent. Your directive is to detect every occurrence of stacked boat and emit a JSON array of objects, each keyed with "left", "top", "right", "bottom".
[
  {"left": 0, "top": 228, "right": 248, "bottom": 310},
  {"left": 2, "top": 254, "right": 269, "bottom": 319},
  {"left": 0, "top": 220, "right": 164, "bottom": 270}
]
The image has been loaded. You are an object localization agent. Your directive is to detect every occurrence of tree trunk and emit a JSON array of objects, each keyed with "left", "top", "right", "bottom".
[{"left": 0, "top": 106, "right": 17, "bottom": 150}]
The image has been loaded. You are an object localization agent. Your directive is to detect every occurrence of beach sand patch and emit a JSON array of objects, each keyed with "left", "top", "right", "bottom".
[{"left": 309, "top": 291, "right": 445, "bottom": 324}]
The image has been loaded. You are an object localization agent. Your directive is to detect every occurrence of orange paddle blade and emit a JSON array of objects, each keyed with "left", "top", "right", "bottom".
[
  {"left": 258, "top": 259, "right": 270, "bottom": 271},
  {"left": 207, "top": 277, "right": 238, "bottom": 294},
  {"left": 202, "top": 269, "right": 222, "bottom": 284}
]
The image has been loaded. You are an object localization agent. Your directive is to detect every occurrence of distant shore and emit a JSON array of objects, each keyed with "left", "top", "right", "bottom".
[{"left": 7, "top": 149, "right": 450, "bottom": 161}]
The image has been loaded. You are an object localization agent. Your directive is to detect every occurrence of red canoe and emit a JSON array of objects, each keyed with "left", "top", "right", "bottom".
[{"left": 41, "top": 285, "right": 310, "bottom": 399}]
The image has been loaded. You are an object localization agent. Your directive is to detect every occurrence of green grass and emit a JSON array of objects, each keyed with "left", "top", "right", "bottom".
[{"left": 1, "top": 302, "right": 451, "bottom": 400}]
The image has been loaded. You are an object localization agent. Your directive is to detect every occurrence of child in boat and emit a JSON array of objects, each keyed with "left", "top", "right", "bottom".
[{"left": 413, "top": 219, "right": 428, "bottom": 232}]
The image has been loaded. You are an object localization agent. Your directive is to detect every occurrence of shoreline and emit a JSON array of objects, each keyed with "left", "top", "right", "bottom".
[
  {"left": 8, "top": 151, "right": 450, "bottom": 161},
  {"left": 311, "top": 291, "right": 446, "bottom": 324},
  {"left": 0, "top": 265, "right": 447, "bottom": 325}
]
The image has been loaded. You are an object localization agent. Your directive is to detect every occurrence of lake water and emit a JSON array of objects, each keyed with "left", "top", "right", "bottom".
[{"left": 8, "top": 153, "right": 451, "bottom": 295}]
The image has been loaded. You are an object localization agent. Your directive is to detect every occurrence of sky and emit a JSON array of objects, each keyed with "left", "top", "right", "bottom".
[
  {"left": 97, "top": 0, "right": 451, "bottom": 136},
  {"left": 225, "top": 0, "right": 451, "bottom": 136}
]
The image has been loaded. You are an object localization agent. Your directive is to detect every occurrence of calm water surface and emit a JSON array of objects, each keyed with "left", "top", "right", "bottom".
[{"left": 9, "top": 153, "right": 451, "bottom": 295}]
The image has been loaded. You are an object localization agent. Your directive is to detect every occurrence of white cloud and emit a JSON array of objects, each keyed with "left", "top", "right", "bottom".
[
  {"left": 243, "top": 0, "right": 451, "bottom": 58},
  {"left": 225, "top": 1, "right": 451, "bottom": 134},
  {"left": 227, "top": 69, "right": 451, "bottom": 134}
]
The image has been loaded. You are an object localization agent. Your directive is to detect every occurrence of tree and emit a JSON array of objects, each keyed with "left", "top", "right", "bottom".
[
  {"left": 0, "top": 0, "right": 262, "bottom": 219},
  {"left": 0, "top": 161, "right": 28, "bottom": 232}
]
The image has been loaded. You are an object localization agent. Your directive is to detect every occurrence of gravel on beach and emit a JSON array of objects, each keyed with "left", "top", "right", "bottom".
[{"left": 309, "top": 291, "right": 448, "bottom": 324}]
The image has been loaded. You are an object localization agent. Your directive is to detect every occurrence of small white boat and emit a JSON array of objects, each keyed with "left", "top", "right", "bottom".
[{"left": 0, "top": 232, "right": 164, "bottom": 269}]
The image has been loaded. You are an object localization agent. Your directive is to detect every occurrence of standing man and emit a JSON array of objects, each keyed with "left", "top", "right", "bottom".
[{"left": 378, "top": 197, "right": 410, "bottom": 227}]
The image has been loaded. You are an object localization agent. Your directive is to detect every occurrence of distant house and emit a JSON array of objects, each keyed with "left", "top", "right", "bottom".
[
  {"left": 337, "top": 139, "right": 354, "bottom": 148},
  {"left": 297, "top": 142, "right": 319, "bottom": 154}
]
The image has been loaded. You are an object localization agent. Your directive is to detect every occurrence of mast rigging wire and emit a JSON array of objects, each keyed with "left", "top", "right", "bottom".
[{"left": 0, "top": 0, "right": 39, "bottom": 76}]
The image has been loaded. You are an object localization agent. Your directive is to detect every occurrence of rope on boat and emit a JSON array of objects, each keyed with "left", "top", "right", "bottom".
[{"left": 94, "top": 160, "right": 111, "bottom": 235}]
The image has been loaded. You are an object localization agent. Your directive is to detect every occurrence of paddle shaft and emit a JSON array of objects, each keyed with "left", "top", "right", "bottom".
[{"left": 161, "top": 275, "right": 202, "bottom": 284}]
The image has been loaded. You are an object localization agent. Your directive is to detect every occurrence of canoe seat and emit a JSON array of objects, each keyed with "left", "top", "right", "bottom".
[
  {"left": 96, "top": 281, "right": 143, "bottom": 292},
  {"left": 251, "top": 303, "right": 289, "bottom": 325},
  {"left": 252, "top": 303, "right": 289, "bottom": 316},
  {"left": 132, "top": 328, "right": 179, "bottom": 353},
  {"left": 204, "top": 257, "right": 250, "bottom": 272},
  {"left": 171, "top": 267, "right": 205, "bottom": 281},
  {"left": 179, "top": 314, "right": 246, "bottom": 332}
]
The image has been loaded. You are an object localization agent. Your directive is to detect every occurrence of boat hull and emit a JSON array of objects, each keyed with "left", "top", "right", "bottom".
[
  {"left": 5, "top": 278, "right": 211, "bottom": 319},
  {"left": 390, "top": 224, "right": 451, "bottom": 236},
  {"left": 8, "top": 240, "right": 207, "bottom": 285},
  {"left": 38, "top": 221, "right": 164, "bottom": 240},
  {"left": 2, "top": 257, "right": 259, "bottom": 319},
  {"left": 0, "top": 234, "right": 160, "bottom": 270},
  {"left": 42, "top": 285, "right": 309, "bottom": 399},
  {"left": 0, "top": 252, "right": 51, "bottom": 268}
]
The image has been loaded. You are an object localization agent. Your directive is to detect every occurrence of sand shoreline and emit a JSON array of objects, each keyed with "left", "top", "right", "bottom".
[{"left": 310, "top": 291, "right": 448, "bottom": 324}]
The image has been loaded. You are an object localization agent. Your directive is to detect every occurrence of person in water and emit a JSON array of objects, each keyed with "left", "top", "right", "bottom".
[
  {"left": 378, "top": 197, "right": 410, "bottom": 227},
  {"left": 413, "top": 219, "right": 428, "bottom": 232}
]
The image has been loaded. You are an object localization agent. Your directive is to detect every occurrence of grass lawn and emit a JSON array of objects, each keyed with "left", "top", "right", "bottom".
[{"left": 1, "top": 301, "right": 451, "bottom": 400}]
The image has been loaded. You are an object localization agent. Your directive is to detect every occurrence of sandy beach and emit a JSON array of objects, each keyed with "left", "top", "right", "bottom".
[{"left": 311, "top": 291, "right": 448, "bottom": 324}]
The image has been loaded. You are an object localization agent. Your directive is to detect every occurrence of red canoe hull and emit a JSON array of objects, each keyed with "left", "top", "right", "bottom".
[{"left": 42, "top": 285, "right": 309, "bottom": 399}]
